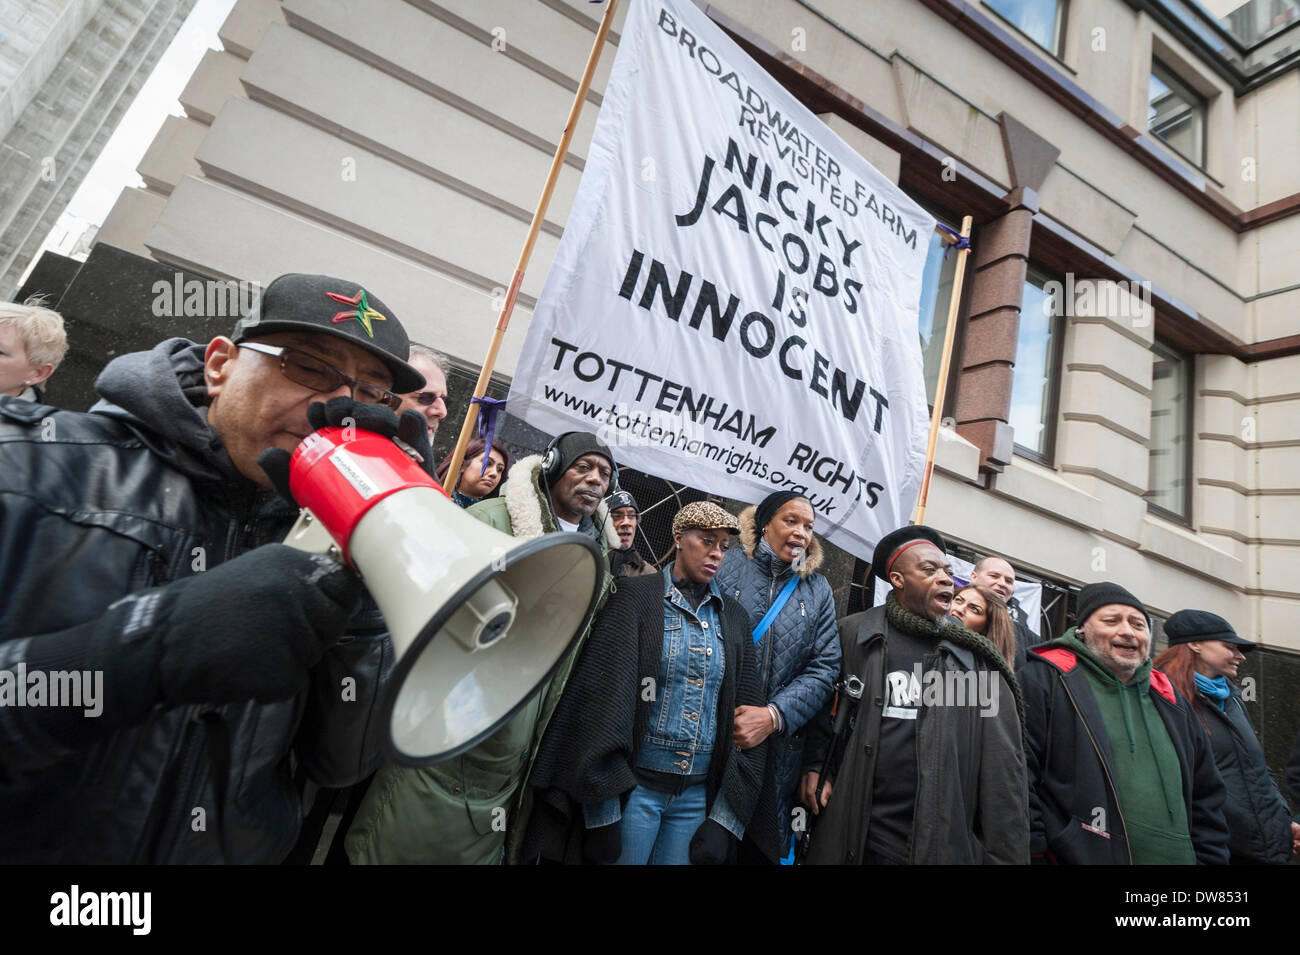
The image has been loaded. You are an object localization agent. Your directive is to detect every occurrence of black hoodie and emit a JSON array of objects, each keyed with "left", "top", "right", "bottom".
[{"left": 0, "top": 338, "right": 390, "bottom": 863}]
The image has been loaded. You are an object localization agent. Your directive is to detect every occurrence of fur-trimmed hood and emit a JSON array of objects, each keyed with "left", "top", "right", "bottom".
[
  {"left": 499, "top": 453, "right": 622, "bottom": 550},
  {"left": 736, "top": 504, "right": 824, "bottom": 577}
]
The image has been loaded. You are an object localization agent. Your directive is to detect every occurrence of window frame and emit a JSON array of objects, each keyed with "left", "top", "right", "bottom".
[
  {"left": 983, "top": 0, "right": 1070, "bottom": 59},
  {"left": 1011, "top": 263, "right": 1067, "bottom": 467},
  {"left": 1148, "top": 58, "right": 1208, "bottom": 171},
  {"left": 906, "top": 194, "right": 971, "bottom": 421},
  {"left": 1144, "top": 338, "right": 1194, "bottom": 526}
]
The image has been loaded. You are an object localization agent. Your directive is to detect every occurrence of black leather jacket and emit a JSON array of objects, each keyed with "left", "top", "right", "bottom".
[{"left": 0, "top": 340, "right": 392, "bottom": 863}]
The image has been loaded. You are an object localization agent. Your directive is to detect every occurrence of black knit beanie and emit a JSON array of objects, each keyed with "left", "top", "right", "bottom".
[
  {"left": 546, "top": 432, "right": 615, "bottom": 487},
  {"left": 1075, "top": 582, "right": 1149, "bottom": 630},
  {"left": 755, "top": 490, "right": 808, "bottom": 535}
]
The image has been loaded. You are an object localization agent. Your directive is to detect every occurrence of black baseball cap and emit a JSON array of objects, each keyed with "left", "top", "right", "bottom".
[{"left": 231, "top": 273, "right": 424, "bottom": 393}]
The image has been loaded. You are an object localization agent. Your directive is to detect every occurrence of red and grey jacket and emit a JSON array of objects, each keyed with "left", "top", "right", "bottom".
[{"left": 1020, "top": 645, "right": 1230, "bottom": 865}]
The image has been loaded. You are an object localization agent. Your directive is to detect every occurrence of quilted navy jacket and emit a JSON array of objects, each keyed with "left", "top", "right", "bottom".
[{"left": 714, "top": 505, "right": 840, "bottom": 862}]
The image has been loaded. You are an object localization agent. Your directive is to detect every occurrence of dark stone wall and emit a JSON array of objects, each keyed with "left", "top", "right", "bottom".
[{"left": 21, "top": 245, "right": 244, "bottom": 412}]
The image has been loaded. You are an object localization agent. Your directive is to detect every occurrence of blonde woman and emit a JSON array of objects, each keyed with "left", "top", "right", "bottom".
[{"left": 0, "top": 298, "right": 67, "bottom": 400}]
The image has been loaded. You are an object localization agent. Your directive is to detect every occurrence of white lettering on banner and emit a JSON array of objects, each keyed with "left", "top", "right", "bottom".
[{"left": 509, "top": 0, "right": 935, "bottom": 555}]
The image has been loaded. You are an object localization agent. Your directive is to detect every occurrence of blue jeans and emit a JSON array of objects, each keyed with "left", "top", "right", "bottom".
[{"left": 614, "top": 784, "right": 707, "bottom": 865}]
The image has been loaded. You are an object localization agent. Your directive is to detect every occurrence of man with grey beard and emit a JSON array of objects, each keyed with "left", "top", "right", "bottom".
[
  {"left": 1020, "top": 581, "right": 1228, "bottom": 864},
  {"left": 798, "top": 525, "right": 1028, "bottom": 864}
]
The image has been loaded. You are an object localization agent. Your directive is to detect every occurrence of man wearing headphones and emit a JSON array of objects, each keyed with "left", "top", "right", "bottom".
[{"left": 346, "top": 431, "right": 623, "bottom": 864}]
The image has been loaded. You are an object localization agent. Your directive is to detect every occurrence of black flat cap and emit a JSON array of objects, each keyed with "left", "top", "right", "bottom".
[
  {"left": 1164, "top": 609, "right": 1255, "bottom": 651},
  {"left": 870, "top": 525, "right": 946, "bottom": 582},
  {"left": 231, "top": 273, "right": 424, "bottom": 393}
]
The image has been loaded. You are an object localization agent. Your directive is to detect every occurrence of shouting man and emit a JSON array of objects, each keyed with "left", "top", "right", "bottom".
[{"left": 799, "top": 525, "right": 1028, "bottom": 864}]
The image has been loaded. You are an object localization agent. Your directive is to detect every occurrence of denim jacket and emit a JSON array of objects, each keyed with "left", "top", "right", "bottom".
[
  {"left": 638, "top": 568, "right": 726, "bottom": 776},
  {"left": 584, "top": 569, "right": 744, "bottom": 837}
]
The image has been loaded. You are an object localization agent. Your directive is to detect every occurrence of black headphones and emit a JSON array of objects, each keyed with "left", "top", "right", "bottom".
[{"left": 541, "top": 431, "right": 620, "bottom": 490}]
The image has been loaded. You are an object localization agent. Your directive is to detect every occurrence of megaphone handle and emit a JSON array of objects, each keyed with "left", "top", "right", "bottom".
[{"left": 283, "top": 508, "right": 345, "bottom": 564}]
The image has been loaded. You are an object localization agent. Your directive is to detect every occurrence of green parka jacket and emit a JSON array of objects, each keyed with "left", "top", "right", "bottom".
[{"left": 344, "top": 454, "right": 617, "bottom": 864}]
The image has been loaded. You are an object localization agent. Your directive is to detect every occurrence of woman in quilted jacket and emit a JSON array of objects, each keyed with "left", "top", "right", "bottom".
[{"left": 714, "top": 490, "right": 841, "bottom": 864}]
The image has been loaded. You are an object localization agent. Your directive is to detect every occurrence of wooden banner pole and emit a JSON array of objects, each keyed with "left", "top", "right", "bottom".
[
  {"left": 912, "top": 214, "right": 973, "bottom": 525},
  {"left": 441, "top": 0, "right": 620, "bottom": 494}
]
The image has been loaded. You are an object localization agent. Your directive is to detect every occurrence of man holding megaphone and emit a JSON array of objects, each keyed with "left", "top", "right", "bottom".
[{"left": 0, "top": 273, "right": 442, "bottom": 863}]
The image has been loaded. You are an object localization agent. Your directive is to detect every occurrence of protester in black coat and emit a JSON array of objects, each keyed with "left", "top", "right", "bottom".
[
  {"left": 522, "top": 502, "right": 766, "bottom": 865},
  {"left": 799, "top": 525, "right": 1028, "bottom": 865},
  {"left": 0, "top": 274, "right": 427, "bottom": 863},
  {"left": 1154, "top": 610, "right": 1298, "bottom": 864},
  {"left": 1021, "top": 585, "right": 1229, "bottom": 865}
]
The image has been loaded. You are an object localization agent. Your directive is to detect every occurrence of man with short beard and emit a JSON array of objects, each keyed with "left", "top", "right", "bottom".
[
  {"left": 798, "top": 525, "right": 1028, "bottom": 864},
  {"left": 1020, "top": 582, "right": 1229, "bottom": 864},
  {"left": 346, "top": 431, "right": 624, "bottom": 864},
  {"left": 969, "top": 555, "right": 1041, "bottom": 670}
]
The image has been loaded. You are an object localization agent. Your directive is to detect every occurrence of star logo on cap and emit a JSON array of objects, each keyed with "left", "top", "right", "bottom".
[{"left": 326, "top": 289, "right": 386, "bottom": 338}]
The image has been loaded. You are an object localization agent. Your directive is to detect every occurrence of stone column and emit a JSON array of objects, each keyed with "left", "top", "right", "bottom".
[{"left": 953, "top": 189, "right": 1034, "bottom": 472}]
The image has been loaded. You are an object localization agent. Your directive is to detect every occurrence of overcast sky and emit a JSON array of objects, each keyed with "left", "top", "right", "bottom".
[{"left": 66, "top": 0, "right": 237, "bottom": 226}]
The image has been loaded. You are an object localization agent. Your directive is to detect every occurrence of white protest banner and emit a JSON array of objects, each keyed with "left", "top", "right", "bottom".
[{"left": 509, "top": 0, "right": 936, "bottom": 556}]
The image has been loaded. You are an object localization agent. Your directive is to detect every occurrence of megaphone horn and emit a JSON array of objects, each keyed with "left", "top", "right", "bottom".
[{"left": 282, "top": 426, "right": 603, "bottom": 766}]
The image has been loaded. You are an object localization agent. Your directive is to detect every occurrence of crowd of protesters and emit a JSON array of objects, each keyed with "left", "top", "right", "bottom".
[{"left": 1, "top": 276, "right": 1298, "bottom": 866}]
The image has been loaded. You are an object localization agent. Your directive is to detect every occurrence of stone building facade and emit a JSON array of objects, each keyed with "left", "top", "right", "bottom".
[{"left": 83, "top": 0, "right": 1300, "bottom": 764}]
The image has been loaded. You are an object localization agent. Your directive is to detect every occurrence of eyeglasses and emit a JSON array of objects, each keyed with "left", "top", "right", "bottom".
[
  {"left": 237, "top": 341, "right": 401, "bottom": 411},
  {"left": 412, "top": 391, "right": 447, "bottom": 408}
]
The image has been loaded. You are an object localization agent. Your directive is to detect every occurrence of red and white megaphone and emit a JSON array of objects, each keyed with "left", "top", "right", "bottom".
[{"left": 282, "top": 426, "right": 603, "bottom": 766}]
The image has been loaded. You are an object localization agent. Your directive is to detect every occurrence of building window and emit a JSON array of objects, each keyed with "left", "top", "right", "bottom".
[
  {"left": 1148, "top": 60, "right": 1205, "bottom": 168},
  {"left": 985, "top": 0, "right": 1067, "bottom": 55},
  {"left": 1221, "top": 0, "right": 1300, "bottom": 47},
  {"left": 1010, "top": 266, "right": 1064, "bottom": 461},
  {"left": 915, "top": 213, "right": 961, "bottom": 409},
  {"left": 1146, "top": 340, "right": 1192, "bottom": 521}
]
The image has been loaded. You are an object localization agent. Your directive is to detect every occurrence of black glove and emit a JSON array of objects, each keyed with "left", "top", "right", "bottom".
[
  {"left": 688, "top": 818, "right": 736, "bottom": 865},
  {"left": 92, "top": 543, "right": 363, "bottom": 713},
  {"left": 258, "top": 396, "right": 434, "bottom": 505},
  {"left": 583, "top": 821, "right": 623, "bottom": 864}
]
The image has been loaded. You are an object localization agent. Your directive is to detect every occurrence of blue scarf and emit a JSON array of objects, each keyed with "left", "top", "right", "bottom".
[{"left": 1194, "top": 672, "right": 1231, "bottom": 710}]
